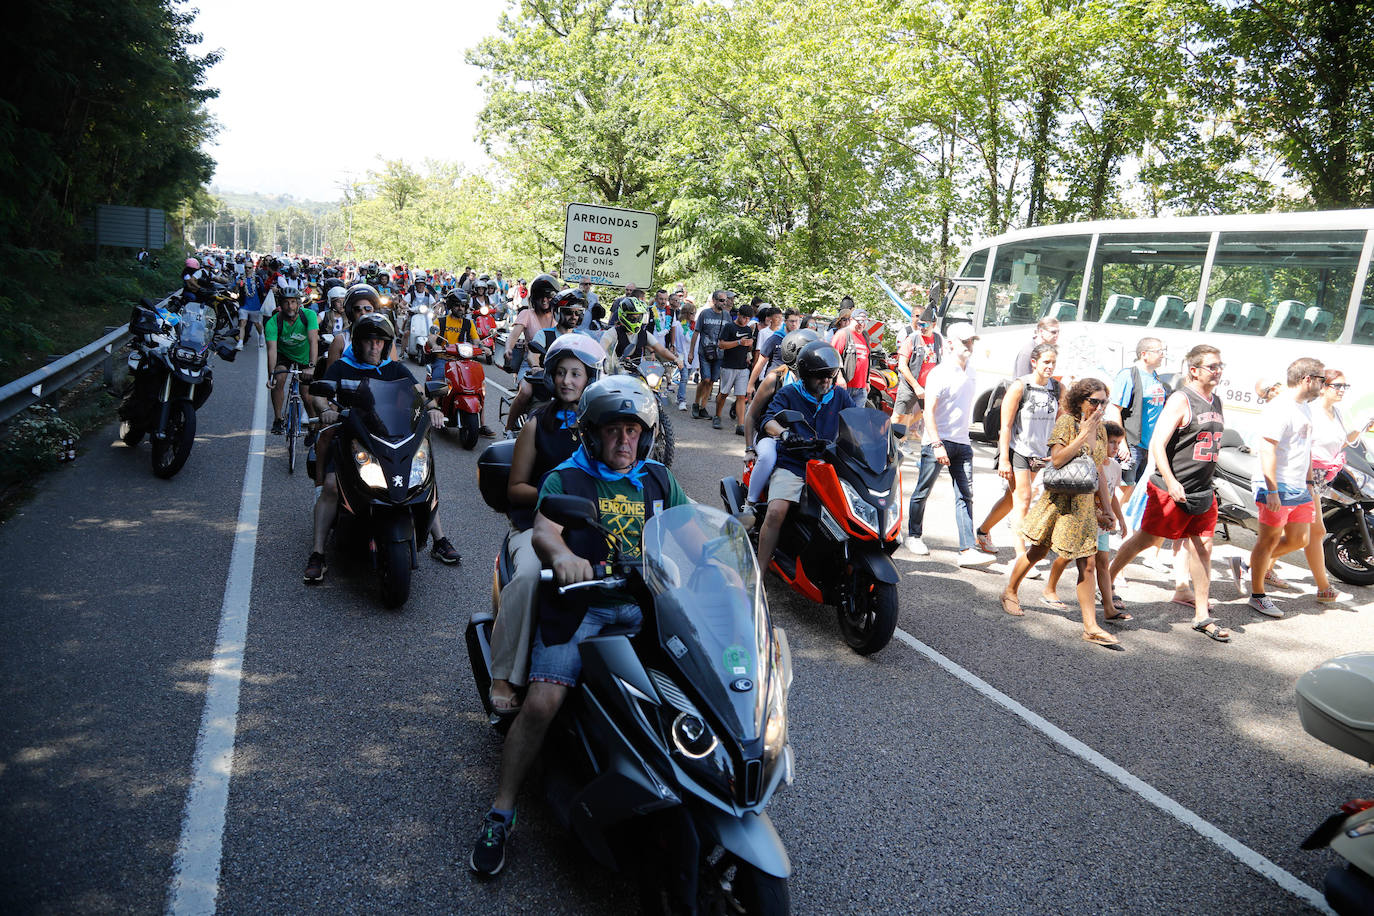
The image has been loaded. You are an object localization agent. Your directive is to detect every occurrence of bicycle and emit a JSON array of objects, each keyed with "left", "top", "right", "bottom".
[{"left": 281, "top": 365, "right": 315, "bottom": 474}]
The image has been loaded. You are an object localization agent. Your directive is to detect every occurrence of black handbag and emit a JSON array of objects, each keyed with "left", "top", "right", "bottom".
[{"left": 1042, "top": 452, "right": 1099, "bottom": 494}]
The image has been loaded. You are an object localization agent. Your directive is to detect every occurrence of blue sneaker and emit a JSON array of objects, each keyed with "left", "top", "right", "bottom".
[{"left": 470, "top": 810, "right": 514, "bottom": 876}]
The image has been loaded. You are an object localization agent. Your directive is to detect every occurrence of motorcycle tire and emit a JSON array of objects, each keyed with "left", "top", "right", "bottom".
[
  {"left": 119, "top": 419, "right": 144, "bottom": 447},
  {"left": 728, "top": 864, "right": 790, "bottom": 916},
  {"left": 379, "top": 539, "right": 412, "bottom": 609},
  {"left": 653, "top": 399, "right": 676, "bottom": 468},
  {"left": 151, "top": 402, "right": 196, "bottom": 479},
  {"left": 838, "top": 577, "right": 898, "bottom": 655},
  {"left": 459, "top": 411, "right": 480, "bottom": 450},
  {"left": 1324, "top": 516, "right": 1374, "bottom": 586}
]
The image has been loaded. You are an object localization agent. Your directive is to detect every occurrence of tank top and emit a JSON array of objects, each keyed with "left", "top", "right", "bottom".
[
  {"left": 1152, "top": 386, "right": 1225, "bottom": 494},
  {"left": 1008, "top": 377, "right": 1059, "bottom": 459},
  {"left": 510, "top": 403, "right": 581, "bottom": 531}
]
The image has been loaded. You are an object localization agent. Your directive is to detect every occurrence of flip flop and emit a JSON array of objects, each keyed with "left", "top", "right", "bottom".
[
  {"left": 1001, "top": 594, "right": 1024, "bottom": 617},
  {"left": 1191, "top": 617, "right": 1231, "bottom": 642},
  {"left": 1040, "top": 596, "right": 1070, "bottom": 611},
  {"left": 1104, "top": 611, "right": 1134, "bottom": 622},
  {"left": 489, "top": 690, "right": 522, "bottom": 716},
  {"left": 1082, "top": 631, "right": 1124, "bottom": 651}
]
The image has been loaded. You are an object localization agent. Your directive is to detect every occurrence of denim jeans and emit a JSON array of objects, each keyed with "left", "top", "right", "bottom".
[
  {"left": 907, "top": 441, "right": 976, "bottom": 550},
  {"left": 675, "top": 366, "right": 688, "bottom": 403}
]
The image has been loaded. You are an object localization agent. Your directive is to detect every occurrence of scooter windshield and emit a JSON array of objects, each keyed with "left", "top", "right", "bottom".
[
  {"left": 836, "top": 407, "right": 891, "bottom": 474},
  {"left": 354, "top": 377, "right": 421, "bottom": 440},
  {"left": 643, "top": 504, "right": 770, "bottom": 742}
]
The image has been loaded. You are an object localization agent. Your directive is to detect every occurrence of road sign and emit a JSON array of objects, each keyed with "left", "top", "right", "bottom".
[
  {"left": 344, "top": 240, "right": 355, "bottom": 252},
  {"left": 561, "top": 203, "right": 658, "bottom": 289}
]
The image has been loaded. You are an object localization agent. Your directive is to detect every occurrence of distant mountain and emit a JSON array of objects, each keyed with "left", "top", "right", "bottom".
[{"left": 211, "top": 188, "right": 339, "bottom": 215}]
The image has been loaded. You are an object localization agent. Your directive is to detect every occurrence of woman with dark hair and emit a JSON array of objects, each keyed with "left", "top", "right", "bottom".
[{"left": 1001, "top": 377, "right": 1122, "bottom": 649}]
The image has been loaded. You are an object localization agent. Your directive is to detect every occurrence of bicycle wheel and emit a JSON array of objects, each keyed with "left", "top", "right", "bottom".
[{"left": 286, "top": 395, "right": 301, "bottom": 474}]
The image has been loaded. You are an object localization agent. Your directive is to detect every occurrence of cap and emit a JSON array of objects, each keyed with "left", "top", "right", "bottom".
[{"left": 947, "top": 321, "right": 978, "bottom": 342}]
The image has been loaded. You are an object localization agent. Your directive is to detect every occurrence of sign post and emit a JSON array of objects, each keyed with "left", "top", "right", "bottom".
[{"left": 561, "top": 202, "right": 659, "bottom": 289}]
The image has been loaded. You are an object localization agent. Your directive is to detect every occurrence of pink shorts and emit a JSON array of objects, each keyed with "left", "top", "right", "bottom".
[{"left": 1256, "top": 499, "right": 1316, "bottom": 527}]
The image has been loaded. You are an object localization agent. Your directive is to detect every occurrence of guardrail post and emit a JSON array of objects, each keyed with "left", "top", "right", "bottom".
[{"left": 102, "top": 326, "right": 118, "bottom": 387}]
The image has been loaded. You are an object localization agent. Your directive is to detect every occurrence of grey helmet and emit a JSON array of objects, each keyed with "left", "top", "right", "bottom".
[
  {"left": 577, "top": 375, "right": 658, "bottom": 462},
  {"left": 779, "top": 328, "right": 821, "bottom": 368}
]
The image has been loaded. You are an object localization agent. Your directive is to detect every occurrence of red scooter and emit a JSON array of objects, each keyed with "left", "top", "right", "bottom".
[
  {"left": 436, "top": 342, "right": 487, "bottom": 449},
  {"left": 473, "top": 306, "right": 498, "bottom": 364}
]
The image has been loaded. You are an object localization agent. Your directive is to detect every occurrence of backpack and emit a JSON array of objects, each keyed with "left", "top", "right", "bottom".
[{"left": 984, "top": 375, "right": 1062, "bottom": 435}]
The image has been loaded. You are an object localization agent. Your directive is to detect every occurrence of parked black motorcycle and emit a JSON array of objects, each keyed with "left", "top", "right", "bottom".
[
  {"left": 119, "top": 298, "right": 236, "bottom": 478},
  {"left": 309, "top": 375, "right": 443, "bottom": 608},
  {"left": 720, "top": 407, "right": 904, "bottom": 655},
  {"left": 1214, "top": 429, "right": 1374, "bottom": 586},
  {"left": 465, "top": 497, "right": 794, "bottom": 913}
]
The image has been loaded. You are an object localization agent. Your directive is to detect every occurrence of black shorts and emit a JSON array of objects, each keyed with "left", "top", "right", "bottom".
[
  {"left": 273, "top": 357, "right": 309, "bottom": 375},
  {"left": 1010, "top": 451, "right": 1048, "bottom": 472}
]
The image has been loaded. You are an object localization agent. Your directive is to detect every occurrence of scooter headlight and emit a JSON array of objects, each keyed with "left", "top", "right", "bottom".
[
  {"left": 457, "top": 343, "right": 475, "bottom": 359},
  {"left": 480, "top": 306, "right": 490, "bottom": 316},
  {"left": 645, "top": 371, "right": 662, "bottom": 389},
  {"left": 380, "top": 295, "right": 391, "bottom": 306},
  {"left": 839, "top": 478, "right": 881, "bottom": 535},
  {"left": 671, "top": 712, "right": 718, "bottom": 759},
  {"left": 408, "top": 445, "right": 429, "bottom": 488},
  {"left": 354, "top": 448, "right": 386, "bottom": 489}
]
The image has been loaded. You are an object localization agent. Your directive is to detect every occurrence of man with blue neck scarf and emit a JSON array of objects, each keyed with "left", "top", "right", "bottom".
[
  {"left": 755, "top": 341, "right": 857, "bottom": 572},
  {"left": 304, "top": 314, "right": 460, "bottom": 582},
  {"left": 470, "top": 375, "right": 688, "bottom": 878}
]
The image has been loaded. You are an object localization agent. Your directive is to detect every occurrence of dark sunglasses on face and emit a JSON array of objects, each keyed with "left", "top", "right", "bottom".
[
  {"left": 1308, "top": 374, "right": 1326, "bottom": 384},
  {"left": 1327, "top": 382, "right": 1351, "bottom": 390},
  {"left": 1087, "top": 397, "right": 1107, "bottom": 407}
]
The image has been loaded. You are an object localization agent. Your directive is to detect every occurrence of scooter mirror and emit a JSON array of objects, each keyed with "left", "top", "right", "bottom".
[
  {"left": 540, "top": 494, "right": 599, "bottom": 530},
  {"left": 424, "top": 380, "right": 449, "bottom": 398},
  {"left": 774, "top": 409, "right": 804, "bottom": 427},
  {"left": 892, "top": 423, "right": 907, "bottom": 439}
]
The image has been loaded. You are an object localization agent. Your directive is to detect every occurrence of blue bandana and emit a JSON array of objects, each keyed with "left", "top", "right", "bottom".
[
  {"left": 554, "top": 408, "right": 578, "bottom": 429},
  {"left": 787, "top": 379, "right": 834, "bottom": 408},
  {"left": 339, "top": 344, "right": 394, "bottom": 372},
  {"left": 560, "top": 445, "right": 662, "bottom": 491}
]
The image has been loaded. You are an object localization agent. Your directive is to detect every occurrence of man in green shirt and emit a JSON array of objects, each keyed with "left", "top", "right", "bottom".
[
  {"left": 265, "top": 284, "right": 320, "bottom": 435},
  {"left": 469, "top": 376, "right": 688, "bottom": 877}
]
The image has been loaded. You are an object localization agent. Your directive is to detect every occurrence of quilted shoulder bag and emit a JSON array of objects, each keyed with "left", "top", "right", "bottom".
[{"left": 1042, "top": 450, "right": 1099, "bottom": 494}]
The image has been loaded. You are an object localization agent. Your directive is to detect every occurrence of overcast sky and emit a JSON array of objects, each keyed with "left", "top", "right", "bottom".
[{"left": 189, "top": 0, "right": 506, "bottom": 202}]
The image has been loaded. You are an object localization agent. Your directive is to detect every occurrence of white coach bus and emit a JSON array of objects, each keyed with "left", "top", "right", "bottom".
[{"left": 941, "top": 210, "right": 1374, "bottom": 441}]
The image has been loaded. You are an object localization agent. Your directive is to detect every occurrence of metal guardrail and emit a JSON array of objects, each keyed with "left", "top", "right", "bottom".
[{"left": 0, "top": 292, "right": 174, "bottom": 427}]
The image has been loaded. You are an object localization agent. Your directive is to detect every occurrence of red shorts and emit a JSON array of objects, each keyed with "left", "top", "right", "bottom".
[
  {"left": 1141, "top": 482, "right": 1217, "bottom": 540},
  {"left": 1256, "top": 499, "right": 1316, "bottom": 527}
]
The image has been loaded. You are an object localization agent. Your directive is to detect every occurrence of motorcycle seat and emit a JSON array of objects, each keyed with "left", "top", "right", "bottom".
[{"left": 1217, "top": 446, "right": 1256, "bottom": 481}]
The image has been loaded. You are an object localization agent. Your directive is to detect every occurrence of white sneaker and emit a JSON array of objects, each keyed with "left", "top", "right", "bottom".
[
  {"left": 893, "top": 538, "right": 929, "bottom": 562},
  {"left": 905, "top": 536, "right": 929, "bottom": 555},
  {"left": 1025, "top": 563, "right": 1045, "bottom": 580},
  {"left": 1227, "top": 556, "right": 1248, "bottom": 598},
  {"left": 957, "top": 549, "right": 996, "bottom": 568},
  {"left": 678, "top": 401, "right": 688, "bottom": 411},
  {"left": 1248, "top": 594, "right": 1283, "bottom": 618}
]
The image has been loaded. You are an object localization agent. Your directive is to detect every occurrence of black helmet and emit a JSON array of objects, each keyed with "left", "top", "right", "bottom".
[
  {"left": 343, "top": 283, "right": 383, "bottom": 322},
  {"left": 780, "top": 328, "right": 820, "bottom": 368},
  {"left": 578, "top": 375, "right": 658, "bottom": 463},
  {"left": 350, "top": 313, "right": 396, "bottom": 359},
  {"left": 552, "top": 288, "right": 587, "bottom": 326},
  {"left": 444, "top": 290, "right": 470, "bottom": 310},
  {"left": 796, "top": 340, "right": 842, "bottom": 379},
  {"left": 528, "top": 273, "right": 559, "bottom": 308}
]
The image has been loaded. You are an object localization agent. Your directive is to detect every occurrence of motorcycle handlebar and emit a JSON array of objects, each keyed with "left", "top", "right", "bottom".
[{"left": 538, "top": 568, "right": 630, "bottom": 595}]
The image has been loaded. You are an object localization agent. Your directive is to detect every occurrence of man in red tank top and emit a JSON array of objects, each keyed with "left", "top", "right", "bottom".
[{"left": 1109, "top": 345, "right": 1231, "bottom": 641}]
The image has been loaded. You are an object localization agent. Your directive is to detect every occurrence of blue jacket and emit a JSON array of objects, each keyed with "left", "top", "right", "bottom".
[{"left": 762, "top": 382, "right": 857, "bottom": 474}]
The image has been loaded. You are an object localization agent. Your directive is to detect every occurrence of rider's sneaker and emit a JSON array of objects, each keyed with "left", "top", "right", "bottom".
[
  {"left": 470, "top": 810, "right": 515, "bottom": 876},
  {"left": 271, "top": 418, "right": 284, "bottom": 435},
  {"left": 303, "top": 552, "right": 327, "bottom": 583},
  {"left": 431, "top": 537, "right": 462, "bottom": 565},
  {"left": 735, "top": 424, "right": 745, "bottom": 436},
  {"left": 478, "top": 425, "right": 496, "bottom": 438},
  {"left": 678, "top": 400, "right": 688, "bottom": 411},
  {"left": 235, "top": 340, "right": 244, "bottom": 351}
]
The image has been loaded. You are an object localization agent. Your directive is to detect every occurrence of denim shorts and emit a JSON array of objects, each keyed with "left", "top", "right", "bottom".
[
  {"left": 699, "top": 355, "right": 723, "bottom": 383},
  {"left": 529, "top": 602, "right": 642, "bottom": 687}
]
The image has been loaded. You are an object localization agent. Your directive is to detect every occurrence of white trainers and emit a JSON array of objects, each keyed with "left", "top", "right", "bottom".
[
  {"left": 957, "top": 549, "right": 996, "bottom": 568},
  {"left": 678, "top": 401, "right": 688, "bottom": 411},
  {"left": 893, "top": 538, "right": 929, "bottom": 561},
  {"left": 1247, "top": 594, "right": 1283, "bottom": 618},
  {"left": 1227, "top": 556, "right": 1248, "bottom": 598},
  {"left": 235, "top": 340, "right": 244, "bottom": 351}
]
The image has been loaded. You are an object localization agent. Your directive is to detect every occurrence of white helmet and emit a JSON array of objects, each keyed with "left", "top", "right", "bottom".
[{"left": 544, "top": 333, "right": 606, "bottom": 383}]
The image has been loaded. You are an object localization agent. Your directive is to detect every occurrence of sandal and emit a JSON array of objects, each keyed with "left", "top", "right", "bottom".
[
  {"left": 1082, "top": 630, "right": 1124, "bottom": 650},
  {"left": 1104, "top": 610, "right": 1134, "bottom": 622},
  {"left": 1191, "top": 617, "right": 1231, "bottom": 643},
  {"left": 1001, "top": 594, "right": 1024, "bottom": 617},
  {"left": 1040, "top": 595, "right": 1069, "bottom": 611},
  {"left": 1170, "top": 595, "right": 1215, "bottom": 612},
  {"left": 1108, "top": 595, "right": 1126, "bottom": 613},
  {"left": 489, "top": 689, "right": 522, "bottom": 716}
]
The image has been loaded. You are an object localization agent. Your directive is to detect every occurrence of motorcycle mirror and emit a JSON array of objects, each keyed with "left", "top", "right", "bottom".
[
  {"left": 309, "top": 380, "right": 338, "bottom": 399},
  {"left": 892, "top": 423, "right": 907, "bottom": 439},
  {"left": 774, "top": 409, "right": 804, "bottom": 427},
  {"left": 539, "top": 494, "right": 599, "bottom": 530},
  {"left": 424, "top": 380, "right": 449, "bottom": 398}
]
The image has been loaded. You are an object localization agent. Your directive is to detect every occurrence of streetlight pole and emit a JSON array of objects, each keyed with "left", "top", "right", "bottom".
[{"left": 286, "top": 217, "right": 298, "bottom": 257}]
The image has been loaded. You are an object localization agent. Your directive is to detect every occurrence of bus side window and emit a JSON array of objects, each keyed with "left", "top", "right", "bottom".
[{"left": 1354, "top": 304, "right": 1374, "bottom": 345}]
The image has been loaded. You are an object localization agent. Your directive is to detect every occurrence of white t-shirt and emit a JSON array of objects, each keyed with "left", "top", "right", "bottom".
[
  {"left": 1311, "top": 405, "right": 1349, "bottom": 466},
  {"left": 1253, "top": 396, "right": 1314, "bottom": 489},
  {"left": 922, "top": 359, "right": 976, "bottom": 446}
]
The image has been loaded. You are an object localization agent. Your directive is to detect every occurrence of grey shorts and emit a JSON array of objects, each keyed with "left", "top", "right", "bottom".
[
  {"left": 720, "top": 367, "right": 749, "bottom": 396},
  {"left": 893, "top": 378, "right": 922, "bottom": 415},
  {"left": 768, "top": 467, "right": 805, "bottom": 503},
  {"left": 529, "top": 602, "right": 642, "bottom": 686}
]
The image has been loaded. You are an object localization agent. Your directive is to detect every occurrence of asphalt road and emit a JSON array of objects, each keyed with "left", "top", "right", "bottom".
[{"left": 1, "top": 339, "right": 1369, "bottom": 915}]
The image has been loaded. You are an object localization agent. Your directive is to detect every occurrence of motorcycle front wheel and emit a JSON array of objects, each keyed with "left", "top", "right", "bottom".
[
  {"left": 1325, "top": 515, "right": 1374, "bottom": 586},
  {"left": 458, "top": 411, "right": 480, "bottom": 450},
  {"left": 379, "top": 539, "right": 412, "bottom": 608},
  {"left": 837, "top": 576, "right": 898, "bottom": 655},
  {"left": 151, "top": 402, "right": 196, "bottom": 479},
  {"left": 119, "top": 418, "right": 144, "bottom": 447},
  {"left": 653, "top": 398, "right": 676, "bottom": 468}
]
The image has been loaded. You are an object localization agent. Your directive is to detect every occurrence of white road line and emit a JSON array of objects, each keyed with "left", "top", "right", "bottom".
[
  {"left": 485, "top": 377, "right": 514, "bottom": 397},
  {"left": 891, "top": 626, "right": 1332, "bottom": 914},
  {"left": 166, "top": 345, "right": 268, "bottom": 916}
]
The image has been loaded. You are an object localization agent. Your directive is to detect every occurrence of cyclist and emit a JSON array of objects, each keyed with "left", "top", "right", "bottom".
[
  {"left": 265, "top": 284, "right": 320, "bottom": 435},
  {"left": 469, "top": 374, "right": 689, "bottom": 877},
  {"left": 305, "top": 314, "right": 461, "bottom": 582},
  {"left": 487, "top": 334, "right": 606, "bottom": 714}
]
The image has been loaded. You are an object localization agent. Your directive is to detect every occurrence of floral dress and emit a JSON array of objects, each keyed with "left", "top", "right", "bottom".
[{"left": 1019, "top": 414, "right": 1107, "bottom": 561}]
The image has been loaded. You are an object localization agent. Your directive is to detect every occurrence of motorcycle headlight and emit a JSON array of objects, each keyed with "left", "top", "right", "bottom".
[
  {"left": 839, "top": 477, "right": 881, "bottom": 534},
  {"left": 380, "top": 296, "right": 391, "bottom": 306},
  {"left": 480, "top": 306, "right": 490, "bottom": 316},
  {"left": 1347, "top": 465, "right": 1374, "bottom": 500},
  {"left": 408, "top": 445, "right": 429, "bottom": 488},
  {"left": 354, "top": 448, "right": 386, "bottom": 489},
  {"left": 671, "top": 712, "right": 719, "bottom": 759},
  {"left": 457, "top": 343, "right": 475, "bottom": 359},
  {"left": 645, "top": 372, "right": 662, "bottom": 389},
  {"left": 763, "top": 671, "right": 788, "bottom": 763}
]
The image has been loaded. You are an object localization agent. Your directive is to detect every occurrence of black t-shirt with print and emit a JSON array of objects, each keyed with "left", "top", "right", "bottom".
[{"left": 720, "top": 321, "right": 754, "bottom": 370}]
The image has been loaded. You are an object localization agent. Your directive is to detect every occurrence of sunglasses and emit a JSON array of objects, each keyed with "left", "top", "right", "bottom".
[
  {"left": 1087, "top": 397, "right": 1107, "bottom": 407},
  {"left": 1197, "top": 362, "right": 1224, "bottom": 373},
  {"left": 1307, "top": 374, "right": 1327, "bottom": 383},
  {"left": 1327, "top": 382, "right": 1351, "bottom": 391}
]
